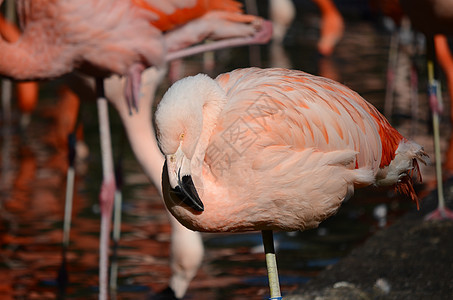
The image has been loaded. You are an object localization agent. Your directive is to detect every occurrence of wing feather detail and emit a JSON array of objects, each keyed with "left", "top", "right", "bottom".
[{"left": 213, "top": 68, "right": 401, "bottom": 175}]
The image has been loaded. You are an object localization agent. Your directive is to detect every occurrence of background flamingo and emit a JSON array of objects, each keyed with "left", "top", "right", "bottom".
[
  {"left": 400, "top": 0, "right": 453, "bottom": 219},
  {"left": 269, "top": 0, "right": 344, "bottom": 56},
  {"left": 155, "top": 67, "right": 427, "bottom": 298}
]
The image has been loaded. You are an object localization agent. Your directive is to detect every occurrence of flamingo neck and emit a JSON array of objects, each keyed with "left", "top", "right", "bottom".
[{"left": 190, "top": 77, "right": 228, "bottom": 179}]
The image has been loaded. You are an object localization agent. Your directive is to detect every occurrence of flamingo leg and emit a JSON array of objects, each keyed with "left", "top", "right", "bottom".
[
  {"left": 261, "top": 230, "right": 282, "bottom": 300},
  {"left": 62, "top": 133, "right": 77, "bottom": 248},
  {"left": 110, "top": 153, "right": 123, "bottom": 292},
  {"left": 164, "top": 20, "right": 272, "bottom": 63},
  {"left": 57, "top": 132, "right": 77, "bottom": 291},
  {"left": 96, "top": 79, "right": 116, "bottom": 300},
  {"left": 424, "top": 38, "right": 453, "bottom": 220}
]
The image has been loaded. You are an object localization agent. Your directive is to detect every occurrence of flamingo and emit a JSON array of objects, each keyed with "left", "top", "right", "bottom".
[
  {"left": 0, "top": 0, "right": 270, "bottom": 110},
  {"left": 155, "top": 67, "right": 428, "bottom": 298},
  {"left": 400, "top": 0, "right": 453, "bottom": 219},
  {"left": 0, "top": 1, "right": 272, "bottom": 298},
  {"left": 269, "top": 0, "right": 344, "bottom": 56}
]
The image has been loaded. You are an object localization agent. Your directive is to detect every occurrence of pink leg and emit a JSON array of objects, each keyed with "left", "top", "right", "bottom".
[
  {"left": 164, "top": 16, "right": 272, "bottom": 62},
  {"left": 96, "top": 79, "right": 116, "bottom": 300},
  {"left": 423, "top": 38, "right": 453, "bottom": 221},
  {"left": 125, "top": 63, "right": 145, "bottom": 115},
  {"left": 425, "top": 207, "right": 453, "bottom": 220}
]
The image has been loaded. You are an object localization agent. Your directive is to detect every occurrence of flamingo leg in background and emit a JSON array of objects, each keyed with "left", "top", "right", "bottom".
[
  {"left": 425, "top": 38, "right": 453, "bottom": 220},
  {"left": 399, "top": 0, "right": 453, "bottom": 219},
  {"left": 96, "top": 79, "right": 116, "bottom": 300},
  {"left": 110, "top": 134, "right": 124, "bottom": 292},
  {"left": 435, "top": 35, "right": 453, "bottom": 174},
  {"left": 57, "top": 132, "right": 77, "bottom": 291},
  {"left": 163, "top": 19, "right": 272, "bottom": 63},
  {"left": 262, "top": 230, "right": 282, "bottom": 300}
]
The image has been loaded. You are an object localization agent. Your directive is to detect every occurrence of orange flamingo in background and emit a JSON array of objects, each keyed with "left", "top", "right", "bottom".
[
  {"left": 155, "top": 67, "right": 427, "bottom": 298},
  {"left": 269, "top": 0, "right": 344, "bottom": 56},
  {"left": 435, "top": 35, "right": 453, "bottom": 171},
  {"left": 0, "top": 13, "right": 38, "bottom": 127},
  {"left": 0, "top": 1, "right": 272, "bottom": 298},
  {"left": 400, "top": 0, "right": 453, "bottom": 219}
]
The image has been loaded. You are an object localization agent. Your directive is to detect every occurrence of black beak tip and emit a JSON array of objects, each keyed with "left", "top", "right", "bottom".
[
  {"left": 170, "top": 186, "right": 204, "bottom": 212},
  {"left": 170, "top": 174, "right": 204, "bottom": 212}
]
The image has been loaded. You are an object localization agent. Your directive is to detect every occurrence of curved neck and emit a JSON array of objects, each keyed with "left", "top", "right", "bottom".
[
  {"left": 106, "top": 68, "right": 167, "bottom": 194},
  {"left": 190, "top": 82, "right": 227, "bottom": 177}
]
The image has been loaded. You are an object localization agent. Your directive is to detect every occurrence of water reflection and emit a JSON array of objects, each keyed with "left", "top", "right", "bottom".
[{"left": 0, "top": 3, "right": 442, "bottom": 300}]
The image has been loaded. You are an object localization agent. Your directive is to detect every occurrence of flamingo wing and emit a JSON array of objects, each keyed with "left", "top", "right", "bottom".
[
  {"left": 211, "top": 68, "right": 403, "bottom": 172},
  {"left": 195, "top": 68, "right": 409, "bottom": 230}
]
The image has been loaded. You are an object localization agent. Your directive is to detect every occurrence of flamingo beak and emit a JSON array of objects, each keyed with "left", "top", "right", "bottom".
[{"left": 165, "top": 147, "right": 204, "bottom": 212}]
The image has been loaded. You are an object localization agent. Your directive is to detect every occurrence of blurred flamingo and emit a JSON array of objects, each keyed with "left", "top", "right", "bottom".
[
  {"left": 435, "top": 35, "right": 453, "bottom": 172},
  {"left": 269, "top": 0, "right": 344, "bottom": 55},
  {"left": 0, "top": 0, "right": 270, "bottom": 110},
  {"left": 155, "top": 67, "right": 427, "bottom": 298},
  {"left": 104, "top": 68, "right": 204, "bottom": 298},
  {"left": 0, "top": 1, "right": 272, "bottom": 298},
  {"left": 400, "top": 0, "right": 453, "bottom": 219},
  {"left": 0, "top": 13, "right": 38, "bottom": 127}
]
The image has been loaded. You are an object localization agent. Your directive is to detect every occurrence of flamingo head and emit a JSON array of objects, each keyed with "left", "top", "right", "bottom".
[
  {"left": 162, "top": 143, "right": 204, "bottom": 212},
  {"left": 156, "top": 75, "right": 212, "bottom": 212}
]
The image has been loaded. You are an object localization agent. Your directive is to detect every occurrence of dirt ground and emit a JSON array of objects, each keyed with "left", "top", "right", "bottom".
[{"left": 286, "top": 179, "right": 453, "bottom": 300}]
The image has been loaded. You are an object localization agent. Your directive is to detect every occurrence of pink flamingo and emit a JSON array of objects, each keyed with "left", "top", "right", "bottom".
[
  {"left": 155, "top": 67, "right": 427, "bottom": 298},
  {"left": 0, "top": 1, "right": 272, "bottom": 298},
  {"left": 400, "top": 0, "right": 453, "bottom": 219}
]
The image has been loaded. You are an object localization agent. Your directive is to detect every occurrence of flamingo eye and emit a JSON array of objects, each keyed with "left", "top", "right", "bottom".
[{"left": 179, "top": 133, "right": 185, "bottom": 140}]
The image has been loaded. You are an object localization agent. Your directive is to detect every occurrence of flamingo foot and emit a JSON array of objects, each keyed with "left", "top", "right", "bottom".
[
  {"left": 125, "top": 63, "right": 146, "bottom": 115},
  {"left": 424, "top": 207, "right": 453, "bottom": 220}
]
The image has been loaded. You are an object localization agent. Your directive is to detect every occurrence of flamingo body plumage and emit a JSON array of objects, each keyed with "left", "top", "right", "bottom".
[
  {"left": 156, "top": 68, "right": 428, "bottom": 233},
  {"left": 0, "top": 0, "right": 267, "bottom": 80}
]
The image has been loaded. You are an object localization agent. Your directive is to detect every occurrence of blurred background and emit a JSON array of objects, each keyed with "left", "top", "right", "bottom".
[{"left": 0, "top": 0, "right": 450, "bottom": 299}]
